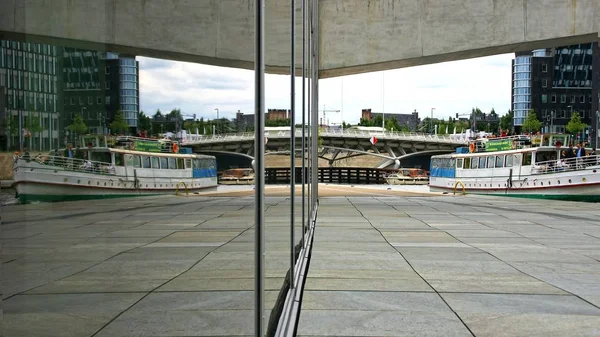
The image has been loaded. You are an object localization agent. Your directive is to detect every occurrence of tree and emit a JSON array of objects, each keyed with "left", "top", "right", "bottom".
[
  {"left": 110, "top": 111, "right": 129, "bottom": 135},
  {"left": 500, "top": 110, "right": 514, "bottom": 131},
  {"left": 68, "top": 113, "right": 88, "bottom": 143},
  {"left": 521, "top": 110, "right": 542, "bottom": 133},
  {"left": 138, "top": 111, "right": 152, "bottom": 133},
  {"left": 566, "top": 111, "right": 587, "bottom": 137},
  {"left": 25, "top": 116, "right": 45, "bottom": 151},
  {"left": 490, "top": 108, "right": 497, "bottom": 118}
]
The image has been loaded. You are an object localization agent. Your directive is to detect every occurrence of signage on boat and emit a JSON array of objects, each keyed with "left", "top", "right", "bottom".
[
  {"left": 485, "top": 139, "right": 512, "bottom": 152},
  {"left": 370, "top": 136, "right": 378, "bottom": 145},
  {"left": 134, "top": 140, "right": 163, "bottom": 152}
]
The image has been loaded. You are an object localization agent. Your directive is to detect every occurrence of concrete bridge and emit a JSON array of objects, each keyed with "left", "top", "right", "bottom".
[{"left": 182, "top": 129, "right": 466, "bottom": 168}]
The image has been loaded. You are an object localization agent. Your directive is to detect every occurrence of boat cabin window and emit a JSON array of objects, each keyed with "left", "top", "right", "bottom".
[
  {"left": 142, "top": 156, "right": 151, "bottom": 169},
  {"left": 487, "top": 157, "right": 495, "bottom": 168},
  {"left": 133, "top": 155, "right": 142, "bottom": 168},
  {"left": 456, "top": 158, "right": 463, "bottom": 169},
  {"left": 185, "top": 159, "right": 192, "bottom": 169},
  {"left": 463, "top": 158, "right": 471, "bottom": 169},
  {"left": 471, "top": 157, "right": 478, "bottom": 169},
  {"left": 495, "top": 155, "right": 505, "bottom": 168},
  {"left": 160, "top": 157, "right": 168, "bottom": 169},
  {"left": 90, "top": 151, "right": 111, "bottom": 164},
  {"left": 193, "top": 158, "right": 200, "bottom": 169},
  {"left": 523, "top": 152, "right": 532, "bottom": 166},
  {"left": 535, "top": 151, "right": 557, "bottom": 164},
  {"left": 115, "top": 153, "right": 125, "bottom": 166},
  {"left": 177, "top": 158, "right": 184, "bottom": 169},
  {"left": 151, "top": 157, "right": 159, "bottom": 169},
  {"left": 478, "top": 157, "right": 486, "bottom": 169},
  {"left": 168, "top": 157, "right": 177, "bottom": 169},
  {"left": 506, "top": 155, "right": 513, "bottom": 167}
]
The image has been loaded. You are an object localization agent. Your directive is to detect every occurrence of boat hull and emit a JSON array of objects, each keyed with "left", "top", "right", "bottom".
[
  {"left": 385, "top": 178, "right": 428, "bottom": 185},
  {"left": 429, "top": 168, "right": 600, "bottom": 202},
  {"left": 13, "top": 180, "right": 216, "bottom": 203},
  {"left": 13, "top": 160, "right": 217, "bottom": 203}
]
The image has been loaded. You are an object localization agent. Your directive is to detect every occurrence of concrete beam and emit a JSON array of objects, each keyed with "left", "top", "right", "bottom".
[{"left": 1, "top": 0, "right": 598, "bottom": 78}]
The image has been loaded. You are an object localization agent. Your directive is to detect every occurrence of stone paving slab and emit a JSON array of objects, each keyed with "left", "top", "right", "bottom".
[
  {"left": 298, "top": 195, "right": 600, "bottom": 336},
  {"left": 1, "top": 195, "right": 298, "bottom": 336}
]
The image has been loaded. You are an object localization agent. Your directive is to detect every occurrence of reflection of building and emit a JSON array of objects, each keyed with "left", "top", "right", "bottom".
[
  {"left": 61, "top": 49, "right": 139, "bottom": 137},
  {"left": 512, "top": 43, "right": 598, "bottom": 134},
  {"left": 361, "top": 108, "right": 420, "bottom": 131},
  {"left": 234, "top": 109, "right": 292, "bottom": 131},
  {"left": 235, "top": 111, "right": 254, "bottom": 131},
  {"left": 0, "top": 40, "right": 60, "bottom": 151},
  {"left": 267, "top": 109, "right": 289, "bottom": 120}
]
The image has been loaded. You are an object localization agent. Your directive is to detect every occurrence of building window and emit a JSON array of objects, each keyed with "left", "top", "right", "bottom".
[
  {"left": 97, "top": 97, "right": 102, "bottom": 105},
  {"left": 571, "top": 95, "right": 575, "bottom": 103},
  {"left": 88, "top": 96, "right": 93, "bottom": 105},
  {"left": 580, "top": 95, "right": 585, "bottom": 103},
  {"left": 590, "top": 95, "right": 593, "bottom": 103},
  {"left": 106, "top": 96, "right": 110, "bottom": 104},
  {"left": 560, "top": 110, "right": 566, "bottom": 118},
  {"left": 70, "top": 97, "right": 75, "bottom": 105},
  {"left": 105, "top": 81, "right": 110, "bottom": 90},
  {"left": 541, "top": 95, "right": 547, "bottom": 103},
  {"left": 105, "top": 66, "right": 109, "bottom": 74},
  {"left": 561, "top": 95, "right": 566, "bottom": 103},
  {"left": 551, "top": 94, "right": 556, "bottom": 103},
  {"left": 542, "top": 63, "right": 547, "bottom": 72}
]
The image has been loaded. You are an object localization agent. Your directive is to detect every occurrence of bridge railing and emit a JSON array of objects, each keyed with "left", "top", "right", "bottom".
[{"left": 181, "top": 129, "right": 469, "bottom": 144}]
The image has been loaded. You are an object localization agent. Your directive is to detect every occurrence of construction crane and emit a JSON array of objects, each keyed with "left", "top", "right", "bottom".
[{"left": 320, "top": 105, "right": 341, "bottom": 129}]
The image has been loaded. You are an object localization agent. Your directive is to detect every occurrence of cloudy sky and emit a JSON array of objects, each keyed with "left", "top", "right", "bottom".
[{"left": 137, "top": 53, "right": 514, "bottom": 125}]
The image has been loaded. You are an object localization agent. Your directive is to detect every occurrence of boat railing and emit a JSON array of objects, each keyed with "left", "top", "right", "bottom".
[
  {"left": 19, "top": 154, "right": 117, "bottom": 175},
  {"left": 531, "top": 155, "right": 600, "bottom": 175}
]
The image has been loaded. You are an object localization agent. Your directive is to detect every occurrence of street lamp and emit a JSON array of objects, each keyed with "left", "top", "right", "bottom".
[
  {"left": 430, "top": 108, "right": 436, "bottom": 134},
  {"left": 214, "top": 108, "right": 219, "bottom": 134}
]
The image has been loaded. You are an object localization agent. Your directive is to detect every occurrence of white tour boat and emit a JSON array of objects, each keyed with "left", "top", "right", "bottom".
[
  {"left": 219, "top": 168, "right": 255, "bottom": 185},
  {"left": 385, "top": 168, "right": 429, "bottom": 185},
  {"left": 12, "top": 135, "right": 218, "bottom": 203},
  {"left": 429, "top": 134, "right": 600, "bottom": 201}
]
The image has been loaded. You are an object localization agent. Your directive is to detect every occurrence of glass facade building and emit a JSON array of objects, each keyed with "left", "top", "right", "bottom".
[
  {"left": 119, "top": 58, "right": 139, "bottom": 127},
  {"left": 512, "top": 43, "right": 598, "bottom": 134},
  {"left": 512, "top": 54, "right": 532, "bottom": 126},
  {"left": 0, "top": 40, "right": 60, "bottom": 151},
  {"left": 62, "top": 48, "right": 139, "bottom": 137}
]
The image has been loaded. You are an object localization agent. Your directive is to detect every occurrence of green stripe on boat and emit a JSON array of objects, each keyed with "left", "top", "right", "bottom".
[{"left": 18, "top": 193, "right": 164, "bottom": 204}]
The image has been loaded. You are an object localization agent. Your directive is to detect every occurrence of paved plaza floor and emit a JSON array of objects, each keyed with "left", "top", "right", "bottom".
[
  {"left": 2, "top": 188, "right": 600, "bottom": 336},
  {"left": 298, "top": 193, "right": 600, "bottom": 336},
  {"left": 1, "top": 194, "right": 300, "bottom": 337}
]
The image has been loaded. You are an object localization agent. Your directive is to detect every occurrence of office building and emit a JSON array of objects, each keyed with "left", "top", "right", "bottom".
[
  {"left": 61, "top": 48, "right": 139, "bottom": 137},
  {"left": 0, "top": 40, "right": 60, "bottom": 151},
  {"left": 512, "top": 43, "right": 598, "bottom": 136}
]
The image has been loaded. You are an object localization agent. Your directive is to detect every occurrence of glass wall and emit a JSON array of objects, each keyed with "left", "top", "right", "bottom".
[{"left": 513, "top": 55, "right": 532, "bottom": 126}]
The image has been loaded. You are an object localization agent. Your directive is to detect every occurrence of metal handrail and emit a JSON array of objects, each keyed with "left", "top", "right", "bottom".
[
  {"left": 532, "top": 155, "right": 600, "bottom": 175},
  {"left": 18, "top": 154, "right": 117, "bottom": 175},
  {"left": 181, "top": 129, "right": 469, "bottom": 144}
]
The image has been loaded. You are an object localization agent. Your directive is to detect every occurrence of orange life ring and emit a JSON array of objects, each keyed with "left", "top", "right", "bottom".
[
  {"left": 172, "top": 143, "right": 179, "bottom": 153},
  {"left": 469, "top": 143, "right": 475, "bottom": 153}
]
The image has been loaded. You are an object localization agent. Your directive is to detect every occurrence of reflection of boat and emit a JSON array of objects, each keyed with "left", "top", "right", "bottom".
[
  {"left": 12, "top": 135, "right": 218, "bottom": 203},
  {"left": 429, "top": 134, "right": 600, "bottom": 201},
  {"left": 385, "top": 168, "right": 429, "bottom": 185},
  {"left": 219, "top": 168, "right": 255, "bottom": 185}
]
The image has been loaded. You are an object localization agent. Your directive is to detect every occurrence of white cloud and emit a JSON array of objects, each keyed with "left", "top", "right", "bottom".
[{"left": 138, "top": 53, "right": 514, "bottom": 124}]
